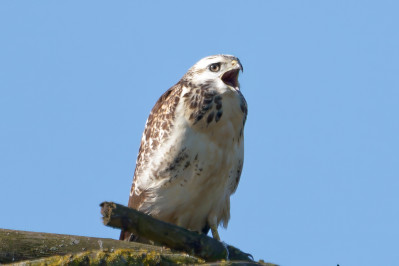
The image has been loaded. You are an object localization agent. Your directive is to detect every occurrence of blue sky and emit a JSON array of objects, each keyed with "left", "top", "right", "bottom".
[{"left": 1, "top": 1, "right": 398, "bottom": 265}]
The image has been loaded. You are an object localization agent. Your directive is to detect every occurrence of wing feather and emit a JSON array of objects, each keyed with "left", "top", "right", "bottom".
[{"left": 128, "top": 83, "right": 183, "bottom": 210}]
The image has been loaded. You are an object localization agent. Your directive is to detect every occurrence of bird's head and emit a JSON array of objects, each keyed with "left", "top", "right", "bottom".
[{"left": 183, "top": 54, "right": 243, "bottom": 92}]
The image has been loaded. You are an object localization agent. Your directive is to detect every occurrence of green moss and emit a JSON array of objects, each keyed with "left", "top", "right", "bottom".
[{"left": 15, "top": 249, "right": 204, "bottom": 265}]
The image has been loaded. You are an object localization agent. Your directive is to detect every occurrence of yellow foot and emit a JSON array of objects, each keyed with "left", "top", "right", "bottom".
[{"left": 211, "top": 226, "right": 220, "bottom": 241}]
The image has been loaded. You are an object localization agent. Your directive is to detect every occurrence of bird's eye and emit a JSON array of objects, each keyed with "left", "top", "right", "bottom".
[{"left": 209, "top": 63, "right": 221, "bottom": 72}]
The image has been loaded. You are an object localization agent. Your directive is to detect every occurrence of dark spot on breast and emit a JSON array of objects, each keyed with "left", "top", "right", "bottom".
[
  {"left": 203, "top": 98, "right": 213, "bottom": 104},
  {"left": 214, "top": 95, "right": 222, "bottom": 104},
  {"left": 165, "top": 149, "right": 189, "bottom": 173},
  {"left": 214, "top": 95, "right": 223, "bottom": 110},
  {"left": 204, "top": 91, "right": 216, "bottom": 98},
  {"left": 196, "top": 113, "right": 204, "bottom": 122},
  {"left": 190, "top": 101, "right": 197, "bottom": 109},
  {"left": 184, "top": 161, "right": 191, "bottom": 169},
  {"left": 201, "top": 103, "right": 212, "bottom": 112},
  {"left": 215, "top": 110, "right": 223, "bottom": 122},
  {"left": 183, "top": 92, "right": 191, "bottom": 98},
  {"left": 207, "top": 112, "right": 214, "bottom": 124}
]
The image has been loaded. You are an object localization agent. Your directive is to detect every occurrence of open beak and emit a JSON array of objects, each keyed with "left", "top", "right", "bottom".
[{"left": 221, "top": 59, "right": 243, "bottom": 89}]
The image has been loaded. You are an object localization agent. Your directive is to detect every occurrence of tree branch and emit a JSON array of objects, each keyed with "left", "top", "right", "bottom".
[{"left": 100, "top": 201, "right": 254, "bottom": 262}]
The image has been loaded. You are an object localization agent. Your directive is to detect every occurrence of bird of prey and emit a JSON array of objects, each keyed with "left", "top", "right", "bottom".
[{"left": 120, "top": 55, "right": 247, "bottom": 241}]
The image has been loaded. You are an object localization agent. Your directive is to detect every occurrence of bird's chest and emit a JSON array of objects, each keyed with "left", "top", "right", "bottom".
[
  {"left": 169, "top": 88, "right": 246, "bottom": 183},
  {"left": 182, "top": 87, "right": 245, "bottom": 143}
]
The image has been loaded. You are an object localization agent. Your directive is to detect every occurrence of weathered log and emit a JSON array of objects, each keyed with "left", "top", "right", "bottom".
[
  {"left": 0, "top": 228, "right": 202, "bottom": 264},
  {"left": 100, "top": 201, "right": 254, "bottom": 262}
]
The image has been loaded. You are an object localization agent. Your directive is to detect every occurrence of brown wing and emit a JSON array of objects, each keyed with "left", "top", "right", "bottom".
[{"left": 120, "top": 83, "right": 182, "bottom": 240}]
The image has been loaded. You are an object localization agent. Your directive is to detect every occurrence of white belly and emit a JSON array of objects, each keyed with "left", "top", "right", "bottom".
[{"left": 138, "top": 89, "right": 245, "bottom": 232}]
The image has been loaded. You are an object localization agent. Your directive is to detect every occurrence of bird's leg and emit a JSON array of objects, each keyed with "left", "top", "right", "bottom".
[
  {"left": 208, "top": 216, "right": 221, "bottom": 241},
  {"left": 211, "top": 224, "right": 220, "bottom": 241}
]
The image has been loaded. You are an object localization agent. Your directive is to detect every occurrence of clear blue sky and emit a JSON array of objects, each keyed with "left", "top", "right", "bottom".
[{"left": 1, "top": 1, "right": 398, "bottom": 265}]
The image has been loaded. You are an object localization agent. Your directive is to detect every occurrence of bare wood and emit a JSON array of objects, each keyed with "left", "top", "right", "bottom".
[
  {"left": 0, "top": 228, "right": 202, "bottom": 264},
  {"left": 100, "top": 201, "right": 254, "bottom": 262}
]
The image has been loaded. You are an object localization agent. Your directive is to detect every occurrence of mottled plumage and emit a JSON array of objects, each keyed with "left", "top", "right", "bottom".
[{"left": 120, "top": 55, "right": 247, "bottom": 241}]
